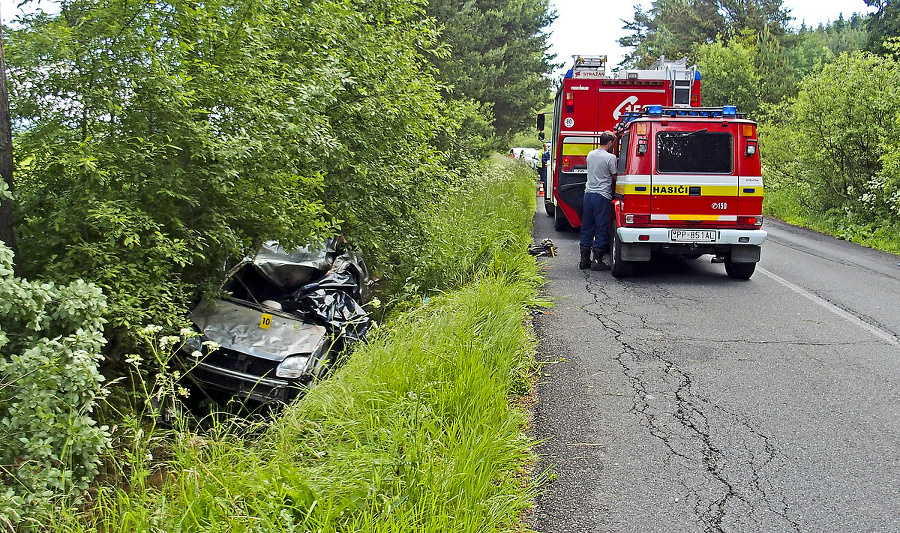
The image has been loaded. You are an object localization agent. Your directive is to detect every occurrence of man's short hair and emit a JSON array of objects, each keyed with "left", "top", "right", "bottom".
[{"left": 599, "top": 131, "right": 616, "bottom": 146}]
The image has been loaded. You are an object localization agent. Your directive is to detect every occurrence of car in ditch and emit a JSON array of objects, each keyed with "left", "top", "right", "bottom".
[{"left": 179, "top": 238, "right": 373, "bottom": 404}]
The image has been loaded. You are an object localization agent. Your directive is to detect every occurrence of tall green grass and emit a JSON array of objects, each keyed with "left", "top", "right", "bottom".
[
  {"left": 50, "top": 157, "right": 545, "bottom": 532},
  {"left": 395, "top": 155, "right": 542, "bottom": 295}
]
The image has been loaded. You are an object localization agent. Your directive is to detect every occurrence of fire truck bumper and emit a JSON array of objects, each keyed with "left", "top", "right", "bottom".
[
  {"left": 616, "top": 228, "right": 767, "bottom": 262},
  {"left": 617, "top": 227, "right": 767, "bottom": 245}
]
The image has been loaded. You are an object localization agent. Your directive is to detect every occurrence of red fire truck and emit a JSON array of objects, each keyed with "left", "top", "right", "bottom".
[
  {"left": 609, "top": 105, "right": 766, "bottom": 279},
  {"left": 538, "top": 55, "right": 702, "bottom": 230}
]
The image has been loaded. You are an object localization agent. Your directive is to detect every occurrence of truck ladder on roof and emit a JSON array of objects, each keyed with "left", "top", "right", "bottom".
[{"left": 571, "top": 55, "right": 607, "bottom": 72}]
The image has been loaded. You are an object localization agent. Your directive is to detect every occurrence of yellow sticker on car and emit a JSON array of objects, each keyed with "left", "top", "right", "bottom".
[{"left": 259, "top": 313, "right": 273, "bottom": 329}]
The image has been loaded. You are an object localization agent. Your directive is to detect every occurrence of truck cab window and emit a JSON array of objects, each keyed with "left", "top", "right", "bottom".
[
  {"left": 657, "top": 131, "right": 732, "bottom": 174},
  {"left": 618, "top": 133, "right": 630, "bottom": 174}
]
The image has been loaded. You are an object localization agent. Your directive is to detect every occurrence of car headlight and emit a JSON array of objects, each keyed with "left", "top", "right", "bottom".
[{"left": 276, "top": 355, "right": 312, "bottom": 379}]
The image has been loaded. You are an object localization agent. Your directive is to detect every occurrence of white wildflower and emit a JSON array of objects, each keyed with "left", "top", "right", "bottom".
[
  {"left": 202, "top": 340, "right": 221, "bottom": 351},
  {"left": 159, "top": 335, "right": 180, "bottom": 351}
]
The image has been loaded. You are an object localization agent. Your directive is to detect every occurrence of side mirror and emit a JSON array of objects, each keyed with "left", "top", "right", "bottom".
[
  {"left": 536, "top": 113, "right": 545, "bottom": 131},
  {"left": 538, "top": 132, "right": 545, "bottom": 141}
]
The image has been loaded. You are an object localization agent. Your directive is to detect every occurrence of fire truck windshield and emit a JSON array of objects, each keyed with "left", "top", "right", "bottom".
[{"left": 657, "top": 131, "right": 732, "bottom": 174}]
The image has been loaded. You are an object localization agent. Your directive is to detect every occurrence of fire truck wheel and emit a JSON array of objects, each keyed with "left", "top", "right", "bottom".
[
  {"left": 610, "top": 230, "right": 634, "bottom": 278},
  {"left": 553, "top": 208, "right": 571, "bottom": 231},
  {"left": 544, "top": 201, "right": 555, "bottom": 217},
  {"left": 724, "top": 257, "right": 756, "bottom": 279}
]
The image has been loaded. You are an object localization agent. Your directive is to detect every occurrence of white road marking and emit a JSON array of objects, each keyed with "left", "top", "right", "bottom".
[{"left": 757, "top": 267, "right": 900, "bottom": 347}]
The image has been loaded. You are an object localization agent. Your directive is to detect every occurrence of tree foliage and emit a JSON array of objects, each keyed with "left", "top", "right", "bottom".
[
  {"left": 866, "top": 0, "right": 900, "bottom": 53},
  {"left": 765, "top": 52, "right": 900, "bottom": 221},
  {"left": 696, "top": 34, "right": 761, "bottom": 113},
  {"left": 424, "top": 0, "right": 558, "bottom": 140},
  {"left": 0, "top": 231, "right": 109, "bottom": 525},
  {"left": 619, "top": 0, "right": 791, "bottom": 67},
  {"left": 7, "top": 0, "right": 458, "bottom": 352}
]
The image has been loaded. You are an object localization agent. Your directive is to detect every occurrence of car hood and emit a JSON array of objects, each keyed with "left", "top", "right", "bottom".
[{"left": 191, "top": 297, "right": 327, "bottom": 362}]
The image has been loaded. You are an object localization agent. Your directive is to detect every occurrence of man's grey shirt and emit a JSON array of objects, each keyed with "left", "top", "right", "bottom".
[{"left": 585, "top": 148, "right": 617, "bottom": 199}]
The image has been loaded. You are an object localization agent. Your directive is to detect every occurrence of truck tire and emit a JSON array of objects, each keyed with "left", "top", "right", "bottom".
[
  {"left": 610, "top": 227, "right": 635, "bottom": 278},
  {"left": 553, "top": 207, "right": 571, "bottom": 231},
  {"left": 545, "top": 201, "right": 555, "bottom": 217},
  {"left": 724, "top": 257, "right": 756, "bottom": 279}
]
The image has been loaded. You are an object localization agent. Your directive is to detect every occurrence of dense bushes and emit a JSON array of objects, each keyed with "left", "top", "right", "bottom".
[
  {"left": 761, "top": 50, "right": 900, "bottom": 251},
  {"left": 37, "top": 155, "right": 543, "bottom": 532},
  {"left": 0, "top": 222, "right": 109, "bottom": 527},
  {"left": 7, "top": 0, "right": 457, "bottom": 353}
]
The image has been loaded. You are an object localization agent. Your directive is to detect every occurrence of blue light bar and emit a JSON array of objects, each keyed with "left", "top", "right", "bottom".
[
  {"left": 647, "top": 105, "right": 663, "bottom": 116},
  {"left": 565, "top": 69, "right": 573, "bottom": 79},
  {"left": 722, "top": 105, "right": 737, "bottom": 117}
]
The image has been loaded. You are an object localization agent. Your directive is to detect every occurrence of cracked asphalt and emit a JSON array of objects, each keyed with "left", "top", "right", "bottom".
[{"left": 527, "top": 208, "right": 900, "bottom": 532}]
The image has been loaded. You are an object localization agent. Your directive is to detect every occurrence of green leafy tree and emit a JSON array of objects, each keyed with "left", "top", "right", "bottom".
[
  {"left": 424, "top": 0, "right": 558, "bottom": 140},
  {"left": 619, "top": 0, "right": 725, "bottom": 67},
  {"left": 790, "top": 15, "right": 868, "bottom": 78},
  {"left": 696, "top": 34, "right": 761, "bottom": 113},
  {"left": 866, "top": 0, "right": 900, "bottom": 53},
  {"left": 773, "top": 52, "right": 900, "bottom": 218},
  {"left": 7, "top": 0, "right": 456, "bottom": 354},
  {"left": 0, "top": 230, "right": 109, "bottom": 526},
  {"left": 620, "top": 0, "right": 791, "bottom": 67}
]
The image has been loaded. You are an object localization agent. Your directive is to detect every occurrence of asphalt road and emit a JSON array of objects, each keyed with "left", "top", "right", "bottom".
[{"left": 527, "top": 206, "right": 900, "bottom": 532}]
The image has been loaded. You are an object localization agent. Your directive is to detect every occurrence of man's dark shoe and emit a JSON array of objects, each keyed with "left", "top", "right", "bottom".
[
  {"left": 591, "top": 260, "right": 611, "bottom": 271},
  {"left": 591, "top": 247, "right": 610, "bottom": 271},
  {"left": 579, "top": 245, "right": 592, "bottom": 269}
]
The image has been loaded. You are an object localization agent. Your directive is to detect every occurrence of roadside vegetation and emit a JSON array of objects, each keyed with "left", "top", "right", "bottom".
[
  {"left": 4, "top": 159, "right": 545, "bottom": 531},
  {"left": 0, "top": 0, "right": 557, "bottom": 527}
]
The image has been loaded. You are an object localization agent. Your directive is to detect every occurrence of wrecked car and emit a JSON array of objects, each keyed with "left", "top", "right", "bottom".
[{"left": 179, "top": 238, "right": 373, "bottom": 404}]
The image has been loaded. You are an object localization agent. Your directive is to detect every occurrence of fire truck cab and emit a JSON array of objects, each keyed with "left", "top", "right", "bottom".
[{"left": 610, "top": 105, "right": 766, "bottom": 279}]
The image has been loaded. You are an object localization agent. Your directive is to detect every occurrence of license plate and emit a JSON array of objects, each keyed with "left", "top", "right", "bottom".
[{"left": 669, "top": 230, "right": 716, "bottom": 242}]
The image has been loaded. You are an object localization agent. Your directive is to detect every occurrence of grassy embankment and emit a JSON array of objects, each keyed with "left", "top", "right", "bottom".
[
  {"left": 50, "top": 156, "right": 547, "bottom": 532},
  {"left": 764, "top": 189, "right": 900, "bottom": 255}
]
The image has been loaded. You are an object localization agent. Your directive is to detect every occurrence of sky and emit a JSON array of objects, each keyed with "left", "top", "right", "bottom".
[
  {"left": 0, "top": 0, "right": 878, "bottom": 72},
  {"left": 546, "top": 0, "right": 876, "bottom": 75}
]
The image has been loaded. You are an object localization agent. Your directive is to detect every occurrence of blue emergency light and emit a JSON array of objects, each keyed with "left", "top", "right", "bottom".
[
  {"left": 722, "top": 106, "right": 737, "bottom": 117},
  {"left": 647, "top": 105, "right": 663, "bottom": 116}
]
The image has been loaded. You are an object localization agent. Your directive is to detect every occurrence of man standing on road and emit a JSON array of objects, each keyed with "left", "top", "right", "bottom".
[
  {"left": 539, "top": 142, "right": 550, "bottom": 196},
  {"left": 579, "top": 131, "right": 616, "bottom": 271}
]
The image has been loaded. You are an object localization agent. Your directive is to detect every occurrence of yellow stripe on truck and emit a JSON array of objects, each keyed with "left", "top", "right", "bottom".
[
  {"left": 561, "top": 144, "right": 594, "bottom": 156},
  {"left": 648, "top": 185, "right": 765, "bottom": 196},
  {"left": 617, "top": 183, "right": 651, "bottom": 195}
]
